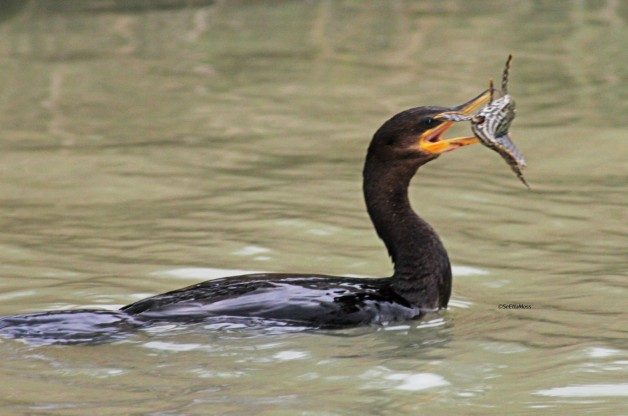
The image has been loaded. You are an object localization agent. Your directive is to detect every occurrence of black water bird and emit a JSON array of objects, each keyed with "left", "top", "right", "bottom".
[{"left": 0, "top": 91, "right": 490, "bottom": 343}]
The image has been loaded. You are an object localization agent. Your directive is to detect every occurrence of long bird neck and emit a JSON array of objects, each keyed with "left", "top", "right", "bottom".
[{"left": 363, "top": 154, "right": 452, "bottom": 309}]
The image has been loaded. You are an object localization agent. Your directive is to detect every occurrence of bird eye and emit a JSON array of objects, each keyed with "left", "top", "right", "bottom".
[{"left": 424, "top": 117, "right": 434, "bottom": 126}]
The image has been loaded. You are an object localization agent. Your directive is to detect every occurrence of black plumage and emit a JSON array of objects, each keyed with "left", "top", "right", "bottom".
[{"left": 1, "top": 95, "right": 491, "bottom": 343}]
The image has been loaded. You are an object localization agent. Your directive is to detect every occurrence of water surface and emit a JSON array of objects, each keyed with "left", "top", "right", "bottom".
[{"left": 0, "top": 1, "right": 626, "bottom": 415}]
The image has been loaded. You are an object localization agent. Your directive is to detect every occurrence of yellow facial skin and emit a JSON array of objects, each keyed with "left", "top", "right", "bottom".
[{"left": 418, "top": 90, "right": 491, "bottom": 155}]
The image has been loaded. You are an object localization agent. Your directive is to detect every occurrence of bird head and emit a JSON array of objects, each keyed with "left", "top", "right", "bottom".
[{"left": 369, "top": 90, "right": 491, "bottom": 163}]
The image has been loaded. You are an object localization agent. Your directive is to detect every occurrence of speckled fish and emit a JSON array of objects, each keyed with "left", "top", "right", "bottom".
[
  {"left": 436, "top": 55, "right": 528, "bottom": 187},
  {"left": 471, "top": 56, "right": 528, "bottom": 188}
]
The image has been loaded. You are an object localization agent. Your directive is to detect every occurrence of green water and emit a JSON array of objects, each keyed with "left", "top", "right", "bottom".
[{"left": 0, "top": 1, "right": 626, "bottom": 415}]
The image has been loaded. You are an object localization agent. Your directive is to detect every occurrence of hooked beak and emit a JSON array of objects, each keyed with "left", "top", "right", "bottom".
[{"left": 418, "top": 90, "right": 491, "bottom": 154}]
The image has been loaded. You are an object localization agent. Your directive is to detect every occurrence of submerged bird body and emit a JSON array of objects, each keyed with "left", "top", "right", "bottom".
[
  {"left": 0, "top": 91, "right": 493, "bottom": 343},
  {"left": 122, "top": 274, "right": 421, "bottom": 328},
  {"left": 0, "top": 275, "right": 423, "bottom": 344}
]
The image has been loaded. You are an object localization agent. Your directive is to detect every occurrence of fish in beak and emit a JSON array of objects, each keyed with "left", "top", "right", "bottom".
[{"left": 418, "top": 90, "right": 491, "bottom": 154}]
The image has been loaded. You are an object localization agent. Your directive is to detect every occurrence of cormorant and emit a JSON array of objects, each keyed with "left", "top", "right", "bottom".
[{"left": 0, "top": 90, "right": 490, "bottom": 343}]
